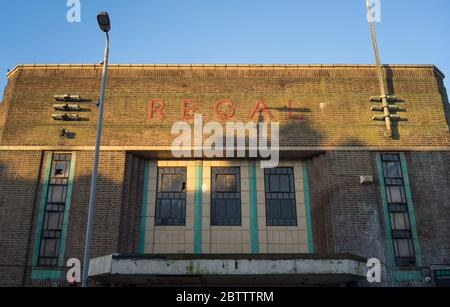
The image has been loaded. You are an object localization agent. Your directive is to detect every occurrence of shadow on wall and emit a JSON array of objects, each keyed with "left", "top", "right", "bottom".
[
  {"left": 385, "top": 65, "right": 410, "bottom": 140},
  {"left": 254, "top": 107, "right": 325, "bottom": 148},
  {"left": 0, "top": 160, "right": 128, "bottom": 287},
  {"left": 338, "top": 137, "right": 367, "bottom": 148}
]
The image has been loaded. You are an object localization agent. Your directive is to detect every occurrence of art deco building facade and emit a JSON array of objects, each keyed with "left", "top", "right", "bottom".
[{"left": 0, "top": 64, "right": 449, "bottom": 287}]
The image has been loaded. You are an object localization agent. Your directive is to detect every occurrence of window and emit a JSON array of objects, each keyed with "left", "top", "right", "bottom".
[
  {"left": 264, "top": 167, "right": 297, "bottom": 226},
  {"left": 381, "top": 154, "right": 416, "bottom": 267},
  {"left": 211, "top": 167, "right": 241, "bottom": 226},
  {"left": 155, "top": 168, "right": 187, "bottom": 226},
  {"left": 161, "top": 174, "right": 184, "bottom": 192},
  {"left": 38, "top": 153, "right": 72, "bottom": 267}
]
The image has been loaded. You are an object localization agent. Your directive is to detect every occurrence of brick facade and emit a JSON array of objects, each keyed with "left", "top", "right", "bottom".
[
  {"left": 0, "top": 64, "right": 449, "bottom": 287},
  {"left": 0, "top": 64, "right": 449, "bottom": 148}
]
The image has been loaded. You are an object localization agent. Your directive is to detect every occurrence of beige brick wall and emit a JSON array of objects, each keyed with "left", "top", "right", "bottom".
[{"left": 143, "top": 159, "right": 308, "bottom": 254}]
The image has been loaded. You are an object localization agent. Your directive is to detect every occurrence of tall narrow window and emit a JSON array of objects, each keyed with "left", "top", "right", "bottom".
[
  {"left": 264, "top": 167, "right": 297, "bottom": 226},
  {"left": 211, "top": 167, "right": 241, "bottom": 226},
  {"left": 155, "top": 168, "right": 187, "bottom": 226},
  {"left": 38, "top": 153, "right": 72, "bottom": 267},
  {"left": 381, "top": 154, "right": 416, "bottom": 267}
]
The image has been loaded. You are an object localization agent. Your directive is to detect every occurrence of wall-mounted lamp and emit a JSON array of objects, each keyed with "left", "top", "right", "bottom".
[
  {"left": 53, "top": 104, "right": 82, "bottom": 111},
  {"left": 54, "top": 95, "right": 83, "bottom": 102},
  {"left": 372, "top": 114, "right": 401, "bottom": 121},
  {"left": 59, "top": 129, "right": 75, "bottom": 139},
  {"left": 369, "top": 95, "right": 399, "bottom": 103},
  {"left": 371, "top": 105, "right": 399, "bottom": 112},
  {"left": 52, "top": 113, "right": 81, "bottom": 121}
]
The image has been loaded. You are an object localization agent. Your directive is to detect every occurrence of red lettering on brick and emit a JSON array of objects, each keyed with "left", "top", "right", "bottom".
[
  {"left": 249, "top": 99, "right": 273, "bottom": 121},
  {"left": 182, "top": 98, "right": 197, "bottom": 120},
  {"left": 287, "top": 100, "right": 305, "bottom": 121},
  {"left": 148, "top": 99, "right": 166, "bottom": 120},
  {"left": 214, "top": 99, "right": 236, "bottom": 120}
]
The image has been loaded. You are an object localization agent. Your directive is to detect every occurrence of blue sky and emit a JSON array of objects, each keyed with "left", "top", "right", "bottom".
[{"left": 0, "top": 0, "right": 449, "bottom": 97}]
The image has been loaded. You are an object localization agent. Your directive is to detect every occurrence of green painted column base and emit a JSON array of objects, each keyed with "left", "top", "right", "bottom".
[{"left": 31, "top": 269, "right": 63, "bottom": 280}]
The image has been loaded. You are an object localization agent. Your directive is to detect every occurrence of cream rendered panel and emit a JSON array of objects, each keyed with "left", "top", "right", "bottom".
[
  {"left": 144, "top": 159, "right": 307, "bottom": 254},
  {"left": 205, "top": 160, "right": 251, "bottom": 254},
  {"left": 258, "top": 160, "right": 309, "bottom": 254},
  {"left": 144, "top": 161, "right": 195, "bottom": 254}
]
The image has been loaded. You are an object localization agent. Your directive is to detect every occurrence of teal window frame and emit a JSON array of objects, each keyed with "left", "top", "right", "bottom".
[
  {"left": 376, "top": 152, "right": 423, "bottom": 281},
  {"left": 31, "top": 152, "right": 76, "bottom": 280}
]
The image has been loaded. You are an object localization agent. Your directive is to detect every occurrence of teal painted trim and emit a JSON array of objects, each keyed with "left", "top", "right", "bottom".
[
  {"left": 57, "top": 154, "right": 76, "bottom": 267},
  {"left": 392, "top": 270, "right": 424, "bottom": 282},
  {"left": 31, "top": 269, "right": 62, "bottom": 280},
  {"left": 399, "top": 153, "right": 423, "bottom": 267},
  {"left": 139, "top": 162, "right": 149, "bottom": 254},
  {"left": 301, "top": 161, "right": 314, "bottom": 253},
  {"left": 32, "top": 153, "right": 53, "bottom": 267},
  {"left": 376, "top": 153, "right": 397, "bottom": 269},
  {"left": 248, "top": 161, "right": 259, "bottom": 254},
  {"left": 194, "top": 162, "right": 203, "bottom": 254},
  {"left": 377, "top": 153, "right": 423, "bottom": 277}
]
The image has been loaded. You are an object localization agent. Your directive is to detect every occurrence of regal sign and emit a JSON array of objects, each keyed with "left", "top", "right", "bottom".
[{"left": 148, "top": 98, "right": 306, "bottom": 121}]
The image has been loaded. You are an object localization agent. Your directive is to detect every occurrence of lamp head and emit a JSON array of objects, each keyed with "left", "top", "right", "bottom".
[{"left": 97, "top": 12, "right": 110, "bottom": 33}]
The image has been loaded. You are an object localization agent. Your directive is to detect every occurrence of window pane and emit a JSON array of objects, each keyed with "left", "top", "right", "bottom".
[
  {"left": 47, "top": 185, "right": 66, "bottom": 203},
  {"left": 265, "top": 168, "right": 297, "bottom": 226},
  {"left": 395, "top": 239, "right": 414, "bottom": 258},
  {"left": 381, "top": 154, "right": 400, "bottom": 162},
  {"left": 171, "top": 199, "right": 183, "bottom": 219},
  {"left": 385, "top": 161, "right": 401, "bottom": 178},
  {"left": 161, "top": 174, "right": 183, "bottom": 192},
  {"left": 216, "top": 174, "right": 236, "bottom": 192},
  {"left": 160, "top": 199, "right": 171, "bottom": 218},
  {"left": 226, "top": 175, "right": 236, "bottom": 191},
  {"left": 390, "top": 212, "right": 411, "bottom": 230},
  {"left": 387, "top": 186, "right": 406, "bottom": 204},
  {"left": 211, "top": 168, "right": 241, "bottom": 226},
  {"left": 155, "top": 168, "right": 187, "bottom": 226},
  {"left": 268, "top": 174, "right": 292, "bottom": 193},
  {"left": 215, "top": 199, "right": 226, "bottom": 218},
  {"left": 279, "top": 175, "right": 290, "bottom": 192},
  {"left": 42, "top": 239, "right": 57, "bottom": 257},
  {"left": 46, "top": 212, "right": 62, "bottom": 230},
  {"left": 281, "top": 200, "right": 293, "bottom": 219},
  {"left": 269, "top": 175, "right": 280, "bottom": 192},
  {"left": 269, "top": 200, "right": 280, "bottom": 219},
  {"left": 160, "top": 175, "right": 171, "bottom": 191}
]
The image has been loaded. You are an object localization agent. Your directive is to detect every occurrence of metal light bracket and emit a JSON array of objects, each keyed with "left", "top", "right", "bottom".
[
  {"left": 53, "top": 104, "right": 82, "bottom": 111},
  {"left": 52, "top": 113, "right": 82, "bottom": 121},
  {"left": 54, "top": 95, "right": 84, "bottom": 102}
]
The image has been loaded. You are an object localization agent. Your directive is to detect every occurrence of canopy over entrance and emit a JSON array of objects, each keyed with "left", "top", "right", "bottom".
[{"left": 89, "top": 254, "right": 368, "bottom": 286}]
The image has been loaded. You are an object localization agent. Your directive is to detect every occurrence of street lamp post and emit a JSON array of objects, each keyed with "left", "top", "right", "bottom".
[
  {"left": 81, "top": 11, "right": 111, "bottom": 288},
  {"left": 365, "top": 0, "right": 392, "bottom": 138}
]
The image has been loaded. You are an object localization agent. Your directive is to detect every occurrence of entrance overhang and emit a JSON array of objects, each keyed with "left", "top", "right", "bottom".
[{"left": 89, "top": 254, "right": 368, "bottom": 286}]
